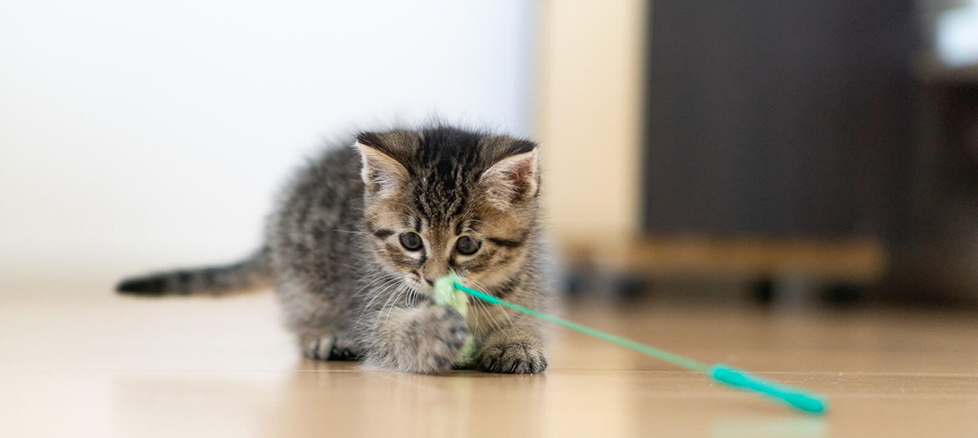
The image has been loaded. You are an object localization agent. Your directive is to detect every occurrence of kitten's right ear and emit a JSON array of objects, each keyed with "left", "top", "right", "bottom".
[
  {"left": 356, "top": 133, "right": 408, "bottom": 194},
  {"left": 479, "top": 144, "right": 539, "bottom": 209}
]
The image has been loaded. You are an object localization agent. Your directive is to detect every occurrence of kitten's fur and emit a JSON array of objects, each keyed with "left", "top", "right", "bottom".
[{"left": 118, "top": 126, "right": 552, "bottom": 374}]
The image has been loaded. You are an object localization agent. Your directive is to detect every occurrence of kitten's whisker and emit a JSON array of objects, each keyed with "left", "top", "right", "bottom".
[
  {"left": 473, "top": 299, "right": 489, "bottom": 332},
  {"left": 356, "top": 273, "right": 395, "bottom": 296},
  {"left": 391, "top": 288, "right": 410, "bottom": 321},
  {"left": 354, "top": 271, "right": 389, "bottom": 292},
  {"left": 360, "top": 280, "right": 401, "bottom": 315},
  {"left": 472, "top": 298, "right": 481, "bottom": 335},
  {"left": 364, "top": 282, "right": 399, "bottom": 317},
  {"left": 407, "top": 288, "right": 422, "bottom": 308},
  {"left": 470, "top": 278, "right": 517, "bottom": 332},
  {"left": 382, "top": 284, "right": 410, "bottom": 323},
  {"left": 475, "top": 297, "right": 502, "bottom": 332},
  {"left": 352, "top": 272, "right": 396, "bottom": 301},
  {"left": 500, "top": 307, "right": 518, "bottom": 331},
  {"left": 378, "top": 283, "right": 406, "bottom": 321}
]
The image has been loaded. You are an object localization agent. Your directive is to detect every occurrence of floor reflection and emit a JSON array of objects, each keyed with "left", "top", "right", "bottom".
[{"left": 711, "top": 416, "right": 827, "bottom": 438}]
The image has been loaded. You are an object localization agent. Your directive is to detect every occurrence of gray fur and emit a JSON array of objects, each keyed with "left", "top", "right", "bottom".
[
  {"left": 116, "top": 248, "right": 271, "bottom": 295},
  {"left": 117, "top": 125, "right": 552, "bottom": 374}
]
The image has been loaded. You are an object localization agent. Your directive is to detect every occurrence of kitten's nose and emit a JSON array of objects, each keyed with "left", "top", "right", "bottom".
[{"left": 424, "top": 277, "right": 435, "bottom": 286}]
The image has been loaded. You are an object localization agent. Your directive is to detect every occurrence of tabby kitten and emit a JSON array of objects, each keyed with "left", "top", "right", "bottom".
[{"left": 117, "top": 126, "right": 552, "bottom": 374}]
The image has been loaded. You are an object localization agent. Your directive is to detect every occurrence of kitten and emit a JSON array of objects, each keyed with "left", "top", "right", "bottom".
[{"left": 117, "top": 126, "right": 552, "bottom": 374}]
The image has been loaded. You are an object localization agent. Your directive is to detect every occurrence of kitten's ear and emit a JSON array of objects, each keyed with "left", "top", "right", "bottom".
[
  {"left": 480, "top": 144, "right": 539, "bottom": 209},
  {"left": 356, "top": 133, "right": 409, "bottom": 194}
]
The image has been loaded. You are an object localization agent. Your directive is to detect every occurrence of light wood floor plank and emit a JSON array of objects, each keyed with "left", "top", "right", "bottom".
[{"left": 1, "top": 282, "right": 976, "bottom": 437}]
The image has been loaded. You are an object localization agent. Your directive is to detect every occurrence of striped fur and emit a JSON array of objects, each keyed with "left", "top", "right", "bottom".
[{"left": 116, "top": 125, "right": 554, "bottom": 374}]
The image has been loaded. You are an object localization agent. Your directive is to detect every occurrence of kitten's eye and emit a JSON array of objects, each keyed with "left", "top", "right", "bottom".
[
  {"left": 399, "top": 232, "right": 423, "bottom": 251},
  {"left": 455, "top": 236, "right": 480, "bottom": 255}
]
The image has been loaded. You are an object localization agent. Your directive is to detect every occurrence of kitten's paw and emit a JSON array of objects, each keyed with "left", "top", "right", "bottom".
[
  {"left": 302, "top": 335, "right": 334, "bottom": 361},
  {"left": 477, "top": 341, "right": 548, "bottom": 374},
  {"left": 408, "top": 305, "right": 468, "bottom": 373},
  {"left": 369, "top": 305, "right": 468, "bottom": 374},
  {"left": 302, "top": 335, "right": 361, "bottom": 361},
  {"left": 365, "top": 305, "right": 469, "bottom": 374}
]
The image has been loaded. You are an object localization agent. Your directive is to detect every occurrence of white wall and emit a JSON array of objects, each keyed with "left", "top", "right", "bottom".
[{"left": 0, "top": 0, "right": 535, "bottom": 280}]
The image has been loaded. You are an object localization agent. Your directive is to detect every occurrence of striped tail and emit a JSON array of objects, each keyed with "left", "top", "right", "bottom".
[{"left": 116, "top": 248, "right": 271, "bottom": 296}]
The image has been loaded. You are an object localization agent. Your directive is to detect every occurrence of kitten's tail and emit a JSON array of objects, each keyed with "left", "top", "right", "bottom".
[{"left": 116, "top": 247, "right": 272, "bottom": 296}]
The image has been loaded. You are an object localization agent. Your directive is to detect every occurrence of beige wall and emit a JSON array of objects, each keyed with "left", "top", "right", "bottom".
[
  {"left": 537, "top": 0, "right": 648, "bottom": 245},
  {"left": 535, "top": 1, "right": 891, "bottom": 286}
]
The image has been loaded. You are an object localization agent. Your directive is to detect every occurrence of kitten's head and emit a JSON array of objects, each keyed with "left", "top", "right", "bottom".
[{"left": 356, "top": 127, "right": 540, "bottom": 295}]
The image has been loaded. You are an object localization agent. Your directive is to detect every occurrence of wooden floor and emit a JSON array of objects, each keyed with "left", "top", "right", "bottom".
[{"left": 1, "top": 280, "right": 977, "bottom": 437}]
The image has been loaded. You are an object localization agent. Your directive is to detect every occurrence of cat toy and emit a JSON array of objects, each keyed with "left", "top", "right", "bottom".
[{"left": 432, "top": 274, "right": 828, "bottom": 415}]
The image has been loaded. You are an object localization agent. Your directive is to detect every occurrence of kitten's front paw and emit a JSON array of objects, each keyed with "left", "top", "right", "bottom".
[
  {"left": 413, "top": 305, "right": 469, "bottom": 373},
  {"left": 374, "top": 305, "right": 468, "bottom": 374},
  {"left": 477, "top": 341, "right": 548, "bottom": 374}
]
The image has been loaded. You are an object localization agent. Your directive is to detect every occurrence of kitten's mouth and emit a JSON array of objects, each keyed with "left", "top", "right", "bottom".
[{"left": 406, "top": 271, "right": 467, "bottom": 296}]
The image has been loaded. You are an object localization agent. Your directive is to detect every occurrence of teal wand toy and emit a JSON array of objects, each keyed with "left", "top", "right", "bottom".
[{"left": 434, "top": 274, "right": 828, "bottom": 415}]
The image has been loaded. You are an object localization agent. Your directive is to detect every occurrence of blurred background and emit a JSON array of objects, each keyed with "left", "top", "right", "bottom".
[{"left": 2, "top": 0, "right": 977, "bottom": 309}]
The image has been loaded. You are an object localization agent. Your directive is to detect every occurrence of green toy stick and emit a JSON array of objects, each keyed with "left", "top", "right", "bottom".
[{"left": 434, "top": 274, "right": 828, "bottom": 415}]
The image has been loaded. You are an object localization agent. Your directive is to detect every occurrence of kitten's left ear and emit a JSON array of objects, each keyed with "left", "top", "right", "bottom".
[
  {"left": 480, "top": 143, "right": 539, "bottom": 209},
  {"left": 356, "top": 133, "right": 410, "bottom": 195}
]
